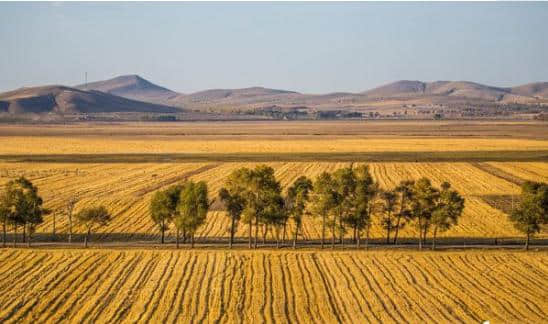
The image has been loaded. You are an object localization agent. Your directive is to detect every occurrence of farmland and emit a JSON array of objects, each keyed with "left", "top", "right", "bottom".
[
  {"left": 0, "top": 248, "right": 546, "bottom": 323},
  {"left": 0, "top": 120, "right": 547, "bottom": 323},
  {"left": 0, "top": 121, "right": 547, "bottom": 243}
]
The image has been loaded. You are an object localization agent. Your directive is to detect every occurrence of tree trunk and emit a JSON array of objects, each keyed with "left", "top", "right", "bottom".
[
  {"left": 191, "top": 234, "right": 195, "bottom": 248},
  {"left": 339, "top": 215, "right": 343, "bottom": 246},
  {"left": 418, "top": 217, "right": 423, "bottom": 250},
  {"left": 263, "top": 224, "right": 268, "bottom": 245},
  {"left": 2, "top": 220, "right": 6, "bottom": 248},
  {"left": 22, "top": 223, "right": 26, "bottom": 243},
  {"left": 161, "top": 219, "right": 165, "bottom": 244},
  {"left": 321, "top": 214, "right": 326, "bottom": 249},
  {"left": 526, "top": 232, "right": 530, "bottom": 251},
  {"left": 282, "top": 222, "right": 287, "bottom": 247},
  {"left": 331, "top": 223, "right": 336, "bottom": 249},
  {"left": 176, "top": 228, "right": 180, "bottom": 249},
  {"left": 85, "top": 228, "right": 90, "bottom": 248},
  {"left": 27, "top": 232, "right": 31, "bottom": 248},
  {"left": 254, "top": 216, "right": 259, "bottom": 249},
  {"left": 229, "top": 216, "right": 235, "bottom": 249},
  {"left": 432, "top": 227, "right": 438, "bottom": 251},
  {"left": 386, "top": 213, "right": 391, "bottom": 244},
  {"left": 393, "top": 195, "right": 405, "bottom": 245},
  {"left": 293, "top": 224, "right": 298, "bottom": 249},
  {"left": 276, "top": 228, "right": 280, "bottom": 249},
  {"left": 356, "top": 229, "right": 360, "bottom": 248},
  {"left": 365, "top": 223, "right": 370, "bottom": 251},
  {"left": 13, "top": 224, "right": 17, "bottom": 248},
  {"left": 248, "top": 220, "right": 252, "bottom": 249},
  {"left": 353, "top": 226, "right": 357, "bottom": 245}
]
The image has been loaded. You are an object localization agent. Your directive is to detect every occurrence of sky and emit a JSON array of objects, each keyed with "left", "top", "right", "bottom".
[{"left": 1, "top": 2, "right": 547, "bottom": 94}]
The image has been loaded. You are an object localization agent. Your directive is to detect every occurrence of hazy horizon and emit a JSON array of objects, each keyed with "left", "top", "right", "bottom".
[{"left": 1, "top": 2, "right": 547, "bottom": 94}]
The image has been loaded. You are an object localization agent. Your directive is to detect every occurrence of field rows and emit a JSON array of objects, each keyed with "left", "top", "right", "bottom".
[
  {"left": 0, "top": 161, "right": 546, "bottom": 240},
  {"left": 0, "top": 249, "right": 546, "bottom": 323}
]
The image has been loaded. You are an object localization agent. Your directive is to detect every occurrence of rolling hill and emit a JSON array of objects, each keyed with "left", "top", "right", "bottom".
[
  {"left": 0, "top": 85, "right": 180, "bottom": 114},
  {"left": 76, "top": 74, "right": 178, "bottom": 103}
]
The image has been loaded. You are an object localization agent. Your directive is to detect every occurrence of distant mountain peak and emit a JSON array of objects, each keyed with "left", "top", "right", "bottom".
[{"left": 76, "top": 74, "right": 177, "bottom": 102}]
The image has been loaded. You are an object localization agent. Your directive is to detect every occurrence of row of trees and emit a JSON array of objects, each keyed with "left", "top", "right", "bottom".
[
  {"left": 215, "top": 165, "right": 469, "bottom": 250},
  {"left": 1, "top": 172, "right": 546, "bottom": 250},
  {"left": 0, "top": 177, "right": 112, "bottom": 247},
  {"left": 149, "top": 181, "right": 210, "bottom": 248}
]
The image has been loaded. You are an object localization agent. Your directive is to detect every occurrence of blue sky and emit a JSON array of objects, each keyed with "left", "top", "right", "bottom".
[{"left": 1, "top": 2, "right": 547, "bottom": 94}]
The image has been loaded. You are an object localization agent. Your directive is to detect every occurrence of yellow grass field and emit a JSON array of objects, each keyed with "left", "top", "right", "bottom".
[
  {"left": 0, "top": 161, "right": 546, "bottom": 241},
  {"left": 0, "top": 249, "right": 546, "bottom": 323},
  {"left": 1, "top": 136, "right": 547, "bottom": 154}
]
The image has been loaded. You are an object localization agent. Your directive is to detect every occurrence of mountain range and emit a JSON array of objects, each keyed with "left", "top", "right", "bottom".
[{"left": 1, "top": 75, "right": 547, "bottom": 115}]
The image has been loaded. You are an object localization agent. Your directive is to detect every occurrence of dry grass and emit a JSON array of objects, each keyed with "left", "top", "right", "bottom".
[{"left": 0, "top": 248, "right": 546, "bottom": 323}]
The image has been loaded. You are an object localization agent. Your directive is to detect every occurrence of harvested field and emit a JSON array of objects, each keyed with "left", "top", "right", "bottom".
[{"left": 0, "top": 249, "right": 546, "bottom": 323}]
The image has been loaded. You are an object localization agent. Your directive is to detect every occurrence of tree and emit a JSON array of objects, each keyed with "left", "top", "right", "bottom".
[
  {"left": 286, "top": 176, "right": 313, "bottom": 249},
  {"left": 150, "top": 185, "right": 181, "bottom": 244},
  {"left": 3, "top": 177, "right": 46, "bottom": 247},
  {"left": 309, "top": 172, "right": 337, "bottom": 249},
  {"left": 332, "top": 167, "right": 356, "bottom": 248},
  {"left": 219, "top": 168, "right": 250, "bottom": 248},
  {"left": 0, "top": 190, "right": 9, "bottom": 248},
  {"left": 430, "top": 182, "right": 465, "bottom": 250},
  {"left": 393, "top": 180, "right": 414, "bottom": 244},
  {"left": 380, "top": 190, "right": 398, "bottom": 244},
  {"left": 176, "top": 181, "right": 210, "bottom": 248},
  {"left": 509, "top": 181, "right": 548, "bottom": 250},
  {"left": 354, "top": 165, "right": 379, "bottom": 249},
  {"left": 238, "top": 165, "right": 281, "bottom": 249},
  {"left": 409, "top": 178, "right": 439, "bottom": 250},
  {"left": 75, "top": 205, "right": 111, "bottom": 248},
  {"left": 66, "top": 195, "right": 79, "bottom": 243}
]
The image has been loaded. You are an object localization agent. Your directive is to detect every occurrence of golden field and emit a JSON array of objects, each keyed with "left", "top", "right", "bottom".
[
  {"left": 0, "top": 161, "right": 546, "bottom": 241},
  {"left": 0, "top": 249, "right": 546, "bottom": 323},
  {"left": 0, "top": 136, "right": 547, "bottom": 154},
  {"left": 0, "top": 121, "right": 547, "bottom": 324}
]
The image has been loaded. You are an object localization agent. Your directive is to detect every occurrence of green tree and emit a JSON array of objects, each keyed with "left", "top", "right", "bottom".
[
  {"left": 309, "top": 172, "right": 337, "bottom": 249},
  {"left": 3, "top": 177, "right": 46, "bottom": 247},
  {"left": 353, "top": 165, "right": 379, "bottom": 249},
  {"left": 75, "top": 205, "right": 111, "bottom": 248},
  {"left": 410, "top": 178, "right": 439, "bottom": 250},
  {"left": 219, "top": 190, "right": 244, "bottom": 249},
  {"left": 332, "top": 167, "right": 356, "bottom": 248},
  {"left": 238, "top": 165, "right": 281, "bottom": 249},
  {"left": 0, "top": 190, "right": 9, "bottom": 248},
  {"left": 66, "top": 195, "right": 79, "bottom": 243},
  {"left": 286, "top": 176, "right": 313, "bottom": 249},
  {"left": 176, "top": 181, "right": 210, "bottom": 248},
  {"left": 393, "top": 180, "right": 414, "bottom": 244},
  {"left": 380, "top": 189, "right": 398, "bottom": 244},
  {"left": 150, "top": 185, "right": 181, "bottom": 244},
  {"left": 430, "top": 182, "right": 465, "bottom": 250},
  {"left": 509, "top": 181, "right": 548, "bottom": 250}
]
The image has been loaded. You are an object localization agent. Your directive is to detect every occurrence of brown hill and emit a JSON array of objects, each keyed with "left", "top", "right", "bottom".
[
  {"left": 76, "top": 74, "right": 178, "bottom": 103},
  {"left": 510, "top": 82, "right": 548, "bottom": 98},
  {"left": 0, "top": 85, "right": 180, "bottom": 114}
]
